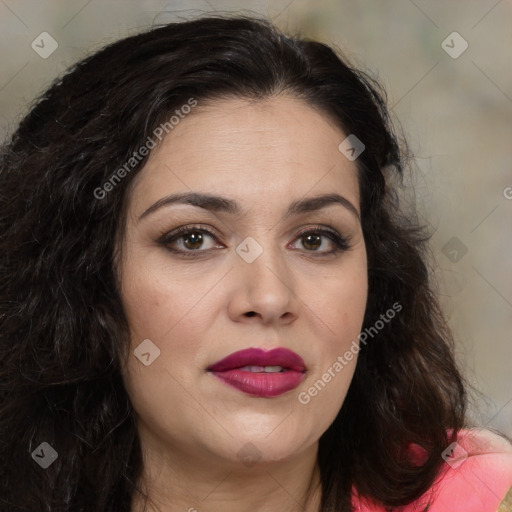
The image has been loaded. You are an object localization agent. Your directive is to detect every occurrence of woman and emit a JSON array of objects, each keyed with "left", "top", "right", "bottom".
[{"left": 0, "top": 14, "right": 511, "bottom": 512}]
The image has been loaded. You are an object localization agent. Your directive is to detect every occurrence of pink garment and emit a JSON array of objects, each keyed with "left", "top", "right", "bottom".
[{"left": 352, "top": 428, "right": 512, "bottom": 511}]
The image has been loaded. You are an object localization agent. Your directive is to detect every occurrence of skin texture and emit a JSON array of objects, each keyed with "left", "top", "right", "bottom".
[{"left": 119, "top": 95, "right": 368, "bottom": 512}]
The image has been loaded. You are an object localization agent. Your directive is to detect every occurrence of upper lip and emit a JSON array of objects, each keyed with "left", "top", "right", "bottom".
[{"left": 207, "top": 347, "right": 306, "bottom": 372}]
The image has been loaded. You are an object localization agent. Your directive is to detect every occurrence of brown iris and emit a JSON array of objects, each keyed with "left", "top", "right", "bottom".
[
  {"left": 301, "top": 233, "right": 322, "bottom": 251},
  {"left": 183, "top": 231, "right": 204, "bottom": 250}
]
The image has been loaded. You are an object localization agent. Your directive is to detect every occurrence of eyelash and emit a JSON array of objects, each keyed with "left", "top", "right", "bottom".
[{"left": 157, "top": 224, "right": 352, "bottom": 258}]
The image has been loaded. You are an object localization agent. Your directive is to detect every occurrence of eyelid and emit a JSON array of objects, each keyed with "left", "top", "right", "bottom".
[
  {"left": 291, "top": 225, "right": 352, "bottom": 252},
  {"left": 156, "top": 224, "right": 220, "bottom": 247}
]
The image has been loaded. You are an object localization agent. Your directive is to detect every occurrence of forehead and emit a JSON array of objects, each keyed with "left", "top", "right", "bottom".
[{"left": 127, "top": 95, "right": 360, "bottom": 216}]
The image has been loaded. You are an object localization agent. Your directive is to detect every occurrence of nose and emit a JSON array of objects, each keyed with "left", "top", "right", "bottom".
[{"left": 227, "top": 241, "right": 300, "bottom": 326}]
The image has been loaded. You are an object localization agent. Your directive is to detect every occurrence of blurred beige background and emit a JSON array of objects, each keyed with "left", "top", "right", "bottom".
[{"left": 1, "top": 0, "right": 511, "bottom": 436}]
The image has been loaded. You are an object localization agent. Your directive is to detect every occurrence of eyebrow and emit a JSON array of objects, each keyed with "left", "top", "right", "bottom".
[{"left": 138, "top": 192, "right": 360, "bottom": 223}]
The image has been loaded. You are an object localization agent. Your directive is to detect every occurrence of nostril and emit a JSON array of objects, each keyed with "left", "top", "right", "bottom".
[{"left": 246, "top": 311, "right": 257, "bottom": 317}]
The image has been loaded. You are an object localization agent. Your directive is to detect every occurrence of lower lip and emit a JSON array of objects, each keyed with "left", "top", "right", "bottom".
[{"left": 209, "top": 369, "right": 305, "bottom": 397}]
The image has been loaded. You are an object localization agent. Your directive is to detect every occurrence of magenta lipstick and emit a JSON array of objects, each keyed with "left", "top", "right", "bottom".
[{"left": 207, "top": 347, "right": 306, "bottom": 397}]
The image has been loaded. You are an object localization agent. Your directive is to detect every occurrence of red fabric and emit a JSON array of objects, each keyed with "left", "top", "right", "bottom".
[{"left": 351, "top": 428, "right": 512, "bottom": 511}]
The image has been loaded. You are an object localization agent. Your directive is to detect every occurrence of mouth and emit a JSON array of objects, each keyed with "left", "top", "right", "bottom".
[{"left": 207, "top": 347, "right": 307, "bottom": 397}]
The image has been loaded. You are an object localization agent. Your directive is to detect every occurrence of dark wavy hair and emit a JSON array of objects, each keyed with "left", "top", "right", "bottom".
[{"left": 0, "top": 14, "right": 466, "bottom": 512}]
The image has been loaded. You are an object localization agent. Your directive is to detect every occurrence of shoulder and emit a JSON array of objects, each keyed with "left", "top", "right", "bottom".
[
  {"left": 352, "top": 428, "right": 512, "bottom": 512},
  {"left": 427, "top": 428, "right": 512, "bottom": 512}
]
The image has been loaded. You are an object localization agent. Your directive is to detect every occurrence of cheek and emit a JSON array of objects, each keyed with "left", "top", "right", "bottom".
[
  {"left": 117, "top": 254, "right": 216, "bottom": 401},
  {"left": 119, "top": 248, "right": 219, "bottom": 346},
  {"left": 335, "top": 272, "right": 368, "bottom": 340},
  {"left": 118, "top": 269, "right": 216, "bottom": 439},
  {"left": 296, "top": 256, "right": 367, "bottom": 418},
  {"left": 296, "top": 292, "right": 365, "bottom": 438},
  {"left": 308, "top": 253, "right": 368, "bottom": 343}
]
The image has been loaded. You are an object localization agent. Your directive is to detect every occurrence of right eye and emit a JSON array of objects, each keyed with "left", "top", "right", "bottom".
[{"left": 157, "top": 225, "right": 224, "bottom": 257}]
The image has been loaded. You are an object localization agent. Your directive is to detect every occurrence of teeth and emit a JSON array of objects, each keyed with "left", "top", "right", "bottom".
[
  {"left": 239, "top": 365, "right": 285, "bottom": 373},
  {"left": 264, "top": 365, "right": 284, "bottom": 373}
]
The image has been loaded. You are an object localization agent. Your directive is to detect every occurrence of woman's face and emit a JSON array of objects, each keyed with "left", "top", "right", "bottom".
[{"left": 119, "top": 95, "right": 368, "bottom": 469}]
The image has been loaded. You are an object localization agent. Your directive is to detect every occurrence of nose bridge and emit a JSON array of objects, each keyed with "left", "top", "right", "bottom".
[{"left": 233, "top": 233, "right": 297, "bottom": 320}]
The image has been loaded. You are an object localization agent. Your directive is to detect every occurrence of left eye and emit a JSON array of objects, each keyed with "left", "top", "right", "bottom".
[{"left": 291, "top": 230, "right": 343, "bottom": 252}]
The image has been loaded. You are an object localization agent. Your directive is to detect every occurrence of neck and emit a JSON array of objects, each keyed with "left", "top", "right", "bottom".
[{"left": 131, "top": 427, "right": 323, "bottom": 512}]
